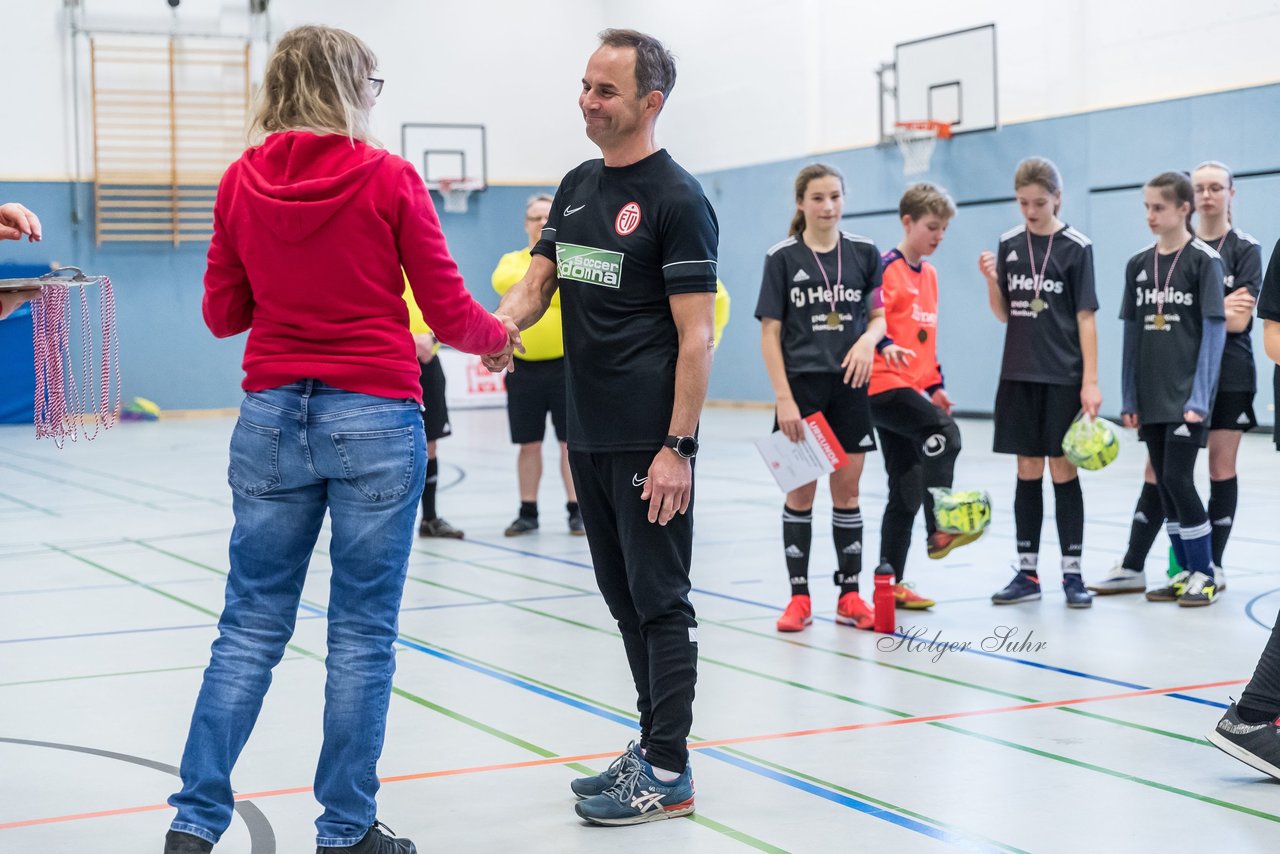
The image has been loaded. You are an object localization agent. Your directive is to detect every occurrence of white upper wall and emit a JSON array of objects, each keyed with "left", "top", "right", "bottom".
[{"left": 4, "top": 0, "right": 1278, "bottom": 182}]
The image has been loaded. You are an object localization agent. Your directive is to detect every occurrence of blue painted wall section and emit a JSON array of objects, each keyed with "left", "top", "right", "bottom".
[{"left": 2, "top": 83, "right": 1276, "bottom": 420}]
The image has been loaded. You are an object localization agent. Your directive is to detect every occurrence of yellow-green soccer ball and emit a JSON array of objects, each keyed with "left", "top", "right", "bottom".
[
  {"left": 930, "top": 488, "right": 993, "bottom": 535},
  {"left": 1062, "top": 416, "right": 1120, "bottom": 471}
]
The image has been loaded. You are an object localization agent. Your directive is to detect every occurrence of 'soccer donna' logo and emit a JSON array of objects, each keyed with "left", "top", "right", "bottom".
[
  {"left": 615, "top": 202, "right": 642, "bottom": 236},
  {"left": 556, "top": 243, "right": 624, "bottom": 289}
]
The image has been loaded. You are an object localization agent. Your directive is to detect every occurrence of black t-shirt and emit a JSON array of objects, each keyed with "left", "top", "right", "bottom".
[
  {"left": 1119, "top": 238, "right": 1226, "bottom": 423},
  {"left": 1202, "top": 228, "right": 1263, "bottom": 392},
  {"left": 996, "top": 223, "right": 1099, "bottom": 384},
  {"left": 754, "top": 231, "right": 882, "bottom": 374},
  {"left": 530, "top": 149, "right": 719, "bottom": 453},
  {"left": 1256, "top": 238, "right": 1280, "bottom": 446}
]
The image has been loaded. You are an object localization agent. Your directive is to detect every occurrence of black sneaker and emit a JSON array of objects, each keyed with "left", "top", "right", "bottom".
[
  {"left": 1062, "top": 574, "right": 1093, "bottom": 609},
  {"left": 164, "top": 831, "right": 213, "bottom": 853},
  {"left": 1207, "top": 703, "right": 1280, "bottom": 781},
  {"left": 318, "top": 821, "right": 416, "bottom": 854},
  {"left": 1177, "top": 570, "right": 1217, "bottom": 607},
  {"left": 568, "top": 512, "right": 586, "bottom": 536},
  {"left": 418, "top": 517, "right": 464, "bottom": 539},
  {"left": 1144, "top": 570, "right": 1190, "bottom": 602},
  {"left": 992, "top": 570, "right": 1041, "bottom": 604},
  {"left": 504, "top": 515, "right": 539, "bottom": 536}
]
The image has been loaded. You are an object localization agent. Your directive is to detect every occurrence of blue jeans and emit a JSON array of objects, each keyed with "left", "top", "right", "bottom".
[{"left": 169, "top": 381, "right": 425, "bottom": 847}]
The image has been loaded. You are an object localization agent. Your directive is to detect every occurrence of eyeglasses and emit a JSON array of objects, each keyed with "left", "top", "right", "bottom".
[{"left": 368, "top": 77, "right": 384, "bottom": 98}]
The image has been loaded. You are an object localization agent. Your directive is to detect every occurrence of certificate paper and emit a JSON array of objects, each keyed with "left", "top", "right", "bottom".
[{"left": 754, "top": 412, "right": 850, "bottom": 493}]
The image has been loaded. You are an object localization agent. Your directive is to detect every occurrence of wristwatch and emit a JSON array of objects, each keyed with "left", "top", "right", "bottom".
[{"left": 664, "top": 435, "right": 699, "bottom": 459}]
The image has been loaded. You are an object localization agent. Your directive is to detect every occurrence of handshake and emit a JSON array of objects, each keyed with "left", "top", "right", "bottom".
[{"left": 482, "top": 314, "right": 525, "bottom": 373}]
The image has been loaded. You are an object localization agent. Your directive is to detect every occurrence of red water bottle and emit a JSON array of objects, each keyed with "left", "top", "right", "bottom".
[{"left": 873, "top": 563, "right": 896, "bottom": 634}]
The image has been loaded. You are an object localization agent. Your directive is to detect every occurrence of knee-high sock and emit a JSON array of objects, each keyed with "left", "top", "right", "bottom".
[
  {"left": 783, "top": 505, "right": 813, "bottom": 596},
  {"left": 1208, "top": 477, "right": 1238, "bottom": 569},
  {"left": 1054, "top": 478, "right": 1084, "bottom": 575},
  {"left": 832, "top": 507, "right": 863, "bottom": 594}
]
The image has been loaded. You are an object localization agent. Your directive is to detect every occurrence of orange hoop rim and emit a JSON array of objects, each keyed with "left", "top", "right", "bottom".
[{"left": 894, "top": 120, "right": 952, "bottom": 139}]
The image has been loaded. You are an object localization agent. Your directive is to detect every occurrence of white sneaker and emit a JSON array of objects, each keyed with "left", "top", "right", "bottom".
[
  {"left": 1213, "top": 563, "right": 1227, "bottom": 593},
  {"left": 1086, "top": 562, "right": 1146, "bottom": 595}
]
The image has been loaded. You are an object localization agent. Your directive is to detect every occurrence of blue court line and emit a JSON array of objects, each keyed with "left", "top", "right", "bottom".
[
  {"left": 0, "top": 592, "right": 594, "bottom": 646},
  {"left": 463, "top": 537, "right": 1229, "bottom": 709},
  {"left": 365, "top": 610, "right": 998, "bottom": 847},
  {"left": 1244, "top": 587, "right": 1280, "bottom": 632}
]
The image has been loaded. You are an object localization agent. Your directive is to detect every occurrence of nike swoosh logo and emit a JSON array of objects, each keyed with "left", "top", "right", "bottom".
[
  {"left": 564, "top": 204, "right": 586, "bottom": 216},
  {"left": 632, "top": 474, "right": 648, "bottom": 487}
]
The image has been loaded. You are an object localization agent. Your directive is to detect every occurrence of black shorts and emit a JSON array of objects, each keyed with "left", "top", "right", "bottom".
[
  {"left": 775, "top": 372, "right": 876, "bottom": 453},
  {"left": 1139, "top": 420, "right": 1210, "bottom": 449},
  {"left": 992, "top": 379, "right": 1080, "bottom": 457},
  {"left": 1209, "top": 390, "right": 1257, "bottom": 432},
  {"left": 505, "top": 357, "right": 568, "bottom": 444},
  {"left": 419, "top": 357, "right": 451, "bottom": 442}
]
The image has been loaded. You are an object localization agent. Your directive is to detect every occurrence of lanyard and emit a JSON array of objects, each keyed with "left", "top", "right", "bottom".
[
  {"left": 1025, "top": 228, "right": 1055, "bottom": 315},
  {"left": 808, "top": 239, "right": 843, "bottom": 328}
]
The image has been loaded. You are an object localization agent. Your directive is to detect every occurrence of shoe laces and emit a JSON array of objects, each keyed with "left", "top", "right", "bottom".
[
  {"left": 370, "top": 820, "right": 397, "bottom": 839},
  {"left": 1184, "top": 571, "right": 1212, "bottom": 595},
  {"left": 602, "top": 764, "right": 645, "bottom": 801},
  {"left": 605, "top": 742, "right": 642, "bottom": 778}
]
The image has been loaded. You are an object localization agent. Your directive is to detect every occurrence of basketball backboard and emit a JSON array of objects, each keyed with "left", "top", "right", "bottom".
[
  {"left": 400, "top": 122, "right": 488, "bottom": 191},
  {"left": 878, "top": 24, "right": 998, "bottom": 142}
]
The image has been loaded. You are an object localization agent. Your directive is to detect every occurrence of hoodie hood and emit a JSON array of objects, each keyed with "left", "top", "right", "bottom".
[{"left": 237, "top": 131, "right": 389, "bottom": 243}]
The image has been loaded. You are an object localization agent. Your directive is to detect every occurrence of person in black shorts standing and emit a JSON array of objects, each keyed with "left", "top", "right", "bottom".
[
  {"left": 979, "top": 157, "right": 1099, "bottom": 609},
  {"left": 1119, "top": 171, "right": 1225, "bottom": 607},
  {"left": 756, "top": 163, "right": 911, "bottom": 633},
  {"left": 1094, "top": 161, "right": 1261, "bottom": 597},
  {"left": 1208, "top": 234, "right": 1280, "bottom": 779},
  {"left": 492, "top": 193, "right": 584, "bottom": 537},
  {"left": 487, "top": 29, "right": 715, "bottom": 826}
]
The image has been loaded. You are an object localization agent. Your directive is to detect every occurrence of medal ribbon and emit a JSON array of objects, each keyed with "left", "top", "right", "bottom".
[
  {"left": 1153, "top": 239, "right": 1188, "bottom": 321},
  {"left": 808, "top": 240, "right": 842, "bottom": 321},
  {"left": 1026, "top": 227, "right": 1055, "bottom": 308}
]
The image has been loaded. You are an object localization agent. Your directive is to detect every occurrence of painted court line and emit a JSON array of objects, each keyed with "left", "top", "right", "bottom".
[
  {"left": 462, "top": 536, "right": 1236, "bottom": 707},
  {"left": 0, "top": 675, "right": 1249, "bottom": 835}
]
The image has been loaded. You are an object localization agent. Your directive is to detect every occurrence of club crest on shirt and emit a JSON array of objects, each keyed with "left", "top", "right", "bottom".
[{"left": 615, "top": 201, "right": 642, "bottom": 236}]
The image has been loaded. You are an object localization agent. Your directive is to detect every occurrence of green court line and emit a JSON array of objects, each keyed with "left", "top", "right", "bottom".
[
  {"left": 390, "top": 561, "right": 1280, "bottom": 826},
  {"left": 113, "top": 542, "right": 783, "bottom": 851},
  {"left": 0, "top": 490, "right": 59, "bottom": 516},
  {"left": 0, "top": 447, "right": 227, "bottom": 506},
  {"left": 4, "top": 462, "right": 168, "bottom": 510},
  {"left": 0, "top": 663, "right": 210, "bottom": 689},
  {"left": 425, "top": 544, "right": 1212, "bottom": 746}
]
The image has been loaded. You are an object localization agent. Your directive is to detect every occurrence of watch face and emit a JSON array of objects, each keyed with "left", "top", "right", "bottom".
[{"left": 676, "top": 436, "right": 698, "bottom": 457}]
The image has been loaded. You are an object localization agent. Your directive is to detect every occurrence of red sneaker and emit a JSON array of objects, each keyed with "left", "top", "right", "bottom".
[
  {"left": 776, "top": 595, "right": 812, "bottom": 632},
  {"left": 927, "top": 529, "right": 982, "bottom": 559},
  {"left": 835, "top": 592, "right": 874, "bottom": 629},
  {"left": 893, "top": 582, "right": 935, "bottom": 610}
]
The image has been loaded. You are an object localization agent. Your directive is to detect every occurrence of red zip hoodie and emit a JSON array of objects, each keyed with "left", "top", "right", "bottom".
[{"left": 203, "top": 131, "right": 507, "bottom": 402}]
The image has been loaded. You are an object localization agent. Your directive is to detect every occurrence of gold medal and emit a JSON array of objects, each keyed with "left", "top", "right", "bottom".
[
  {"left": 1153, "top": 314, "right": 1167, "bottom": 330},
  {"left": 917, "top": 329, "right": 929, "bottom": 344},
  {"left": 825, "top": 311, "right": 841, "bottom": 328},
  {"left": 1030, "top": 298, "right": 1046, "bottom": 314}
]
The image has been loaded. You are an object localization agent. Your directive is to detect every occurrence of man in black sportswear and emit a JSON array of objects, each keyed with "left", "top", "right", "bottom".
[{"left": 485, "top": 29, "right": 717, "bottom": 826}]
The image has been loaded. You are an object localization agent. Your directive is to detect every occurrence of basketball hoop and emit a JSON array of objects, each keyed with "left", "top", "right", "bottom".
[
  {"left": 0, "top": 267, "right": 122, "bottom": 446},
  {"left": 893, "top": 121, "right": 951, "bottom": 177},
  {"left": 435, "top": 178, "right": 480, "bottom": 214}
]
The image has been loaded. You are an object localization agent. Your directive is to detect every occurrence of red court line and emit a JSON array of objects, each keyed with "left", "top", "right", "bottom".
[{"left": 0, "top": 676, "right": 1244, "bottom": 832}]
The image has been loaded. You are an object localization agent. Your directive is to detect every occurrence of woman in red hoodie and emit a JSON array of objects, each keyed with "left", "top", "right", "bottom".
[{"left": 165, "top": 26, "right": 511, "bottom": 854}]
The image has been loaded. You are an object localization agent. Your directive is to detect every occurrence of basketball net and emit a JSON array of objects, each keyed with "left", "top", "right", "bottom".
[
  {"left": 893, "top": 121, "right": 951, "bottom": 176},
  {"left": 26, "top": 268, "right": 122, "bottom": 446},
  {"left": 436, "top": 178, "right": 477, "bottom": 214}
]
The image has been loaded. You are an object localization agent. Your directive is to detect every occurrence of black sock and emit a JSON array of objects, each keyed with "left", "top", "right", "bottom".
[
  {"left": 1208, "top": 477, "right": 1238, "bottom": 568},
  {"left": 1014, "top": 477, "right": 1043, "bottom": 576},
  {"left": 520, "top": 501, "right": 538, "bottom": 520},
  {"left": 566, "top": 501, "right": 580, "bottom": 518},
  {"left": 1123, "top": 482, "right": 1164, "bottom": 570},
  {"left": 782, "top": 504, "right": 813, "bottom": 597},
  {"left": 832, "top": 507, "right": 863, "bottom": 595},
  {"left": 1236, "top": 703, "right": 1280, "bottom": 725},
  {"left": 1054, "top": 478, "right": 1084, "bottom": 575},
  {"left": 422, "top": 458, "right": 439, "bottom": 520}
]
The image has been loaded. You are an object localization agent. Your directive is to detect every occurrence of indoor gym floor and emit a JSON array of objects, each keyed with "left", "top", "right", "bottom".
[{"left": 1, "top": 405, "right": 1278, "bottom": 853}]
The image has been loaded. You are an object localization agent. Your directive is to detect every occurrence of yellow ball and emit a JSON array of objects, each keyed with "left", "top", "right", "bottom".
[{"left": 930, "top": 488, "right": 992, "bottom": 534}]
